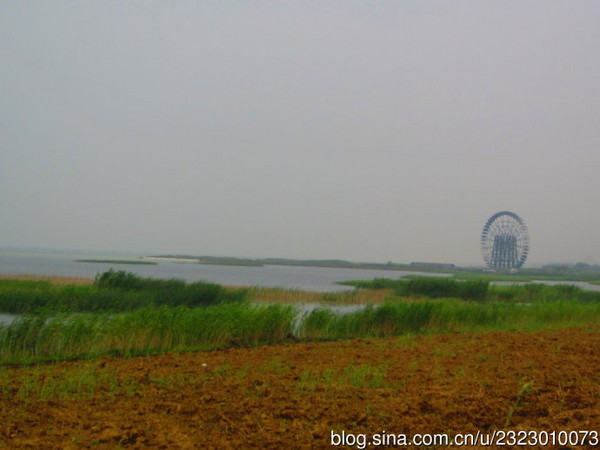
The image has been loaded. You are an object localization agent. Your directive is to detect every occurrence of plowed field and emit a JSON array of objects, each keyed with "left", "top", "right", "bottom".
[{"left": 1, "top": 326, "right": 598, "bottom": 449}]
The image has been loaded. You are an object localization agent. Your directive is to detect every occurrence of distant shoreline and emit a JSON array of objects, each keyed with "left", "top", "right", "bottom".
[
  {"left": 142, "top": 256, "right": 263, "bottom": 267},
  {"left": 76, "top": 259, "right": 158, "bottom": 265},
  {"left": 141, "top": 256, "right": 199, "bottom": 263},
  {"left": 144, "top": 255, "right": 428, "bottom": 271}
]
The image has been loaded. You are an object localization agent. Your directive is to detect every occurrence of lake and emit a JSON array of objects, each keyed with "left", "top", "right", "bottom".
[
  {"left": 0, "top": 248, "right": 442, "bottom": 292},
  {"left": 3, "top": 248, "right": 600, "bottom": 293}
]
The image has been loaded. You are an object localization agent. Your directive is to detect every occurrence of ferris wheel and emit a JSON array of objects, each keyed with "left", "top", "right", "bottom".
[{"left": 481, "top": 211, "right": 529, "bottom": 269}]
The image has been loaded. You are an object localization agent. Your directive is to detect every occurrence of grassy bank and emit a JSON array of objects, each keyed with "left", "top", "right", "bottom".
[
  {"left": 299, "top": 300, "right": 600, "bottom": 340},
  {"left": 1, "top": 299, "right": 599, "bottom": 364},
  {"left": 342, "top": 276, "right": 600, "bottom": 303},
  {"left": 1, "top": 273, "right": 599, "bottom": 364},
  {"left": 0, "top": 270, "right": 246, "bottom": 313},
  {"left": 0, "top": 303, "right": 296, "bottom": 364},
  {"left": 452, "top": 271, "right": 600, "bottom": 283}
]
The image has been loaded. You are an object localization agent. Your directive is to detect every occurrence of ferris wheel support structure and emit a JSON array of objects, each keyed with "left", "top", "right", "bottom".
[{"left": 481, "top": 211, "right": 529, "bottom": 270}]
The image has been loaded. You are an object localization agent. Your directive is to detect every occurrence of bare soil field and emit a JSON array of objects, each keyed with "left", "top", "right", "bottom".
[{"left": 1, "top": 326, "right": 598, "bottom": 449}]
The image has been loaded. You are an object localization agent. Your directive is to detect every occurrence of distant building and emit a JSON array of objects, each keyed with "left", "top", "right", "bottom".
[{"left": 409, "top": 262, "right": 456, "bottom": 270}]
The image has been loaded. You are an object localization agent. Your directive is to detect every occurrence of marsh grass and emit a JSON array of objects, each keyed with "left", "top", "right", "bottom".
[
  {"left": 247, "top": 287, "right": 392, "bottom": 305},
  {"left": 1, "top": 274, "right": 600, "bottom": 364},
  {"left": 2, "top": 298, "right": 599, "bottom": 364},
  {"left": 343, "top": 276, "right": 600, "bottom": 303},
  {"left": 454, "top": 270, "right": 600, "bottom": 284},
  {"left": 0, "top": 275, "right": 92, "bottom": 285},
  {"left": 402, "top": 277, "right": 489, "bottom": 301},
  {"left": 488, "top": 283, "right": 600, "bottom": 303},
  {"left": 342, "top": 277, "right": 489, "bottom": 300},
  {"left": 0, "top": 303, "right": 297, "bottom": 364},
  {"left": 297, "top": 300, "right": 600, "bottom": 340},
  {"left": 0, "top": 270, "right": 247, "bottom": 313},
  {"left": 247, "top": 288, "right": 324, "bottom": 304}
]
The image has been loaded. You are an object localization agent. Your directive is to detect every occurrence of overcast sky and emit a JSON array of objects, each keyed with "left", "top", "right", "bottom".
[{"left": 1, "top": 1, "right": 599, "bottom": 266}]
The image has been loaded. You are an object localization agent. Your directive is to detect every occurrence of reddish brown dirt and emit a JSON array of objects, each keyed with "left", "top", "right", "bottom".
[{"left": 1, "top": 326, "right": 598, "bottom": 449}]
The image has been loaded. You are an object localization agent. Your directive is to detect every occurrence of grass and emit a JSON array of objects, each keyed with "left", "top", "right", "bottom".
[
  {"left": 0, "top": 303, "right": 297, "bottom": 364},
  {"left": 297, "top": 299, "right": 600, "bottom": 341},
  {"left": 504, "top": 380, "right": 537, "bottom": 428},
  {"left": 0, "top": 361, "right": 145, "bottom": 403},
  {"left": 248, "top": 286, "right": 393, "bottom": 305},
  {"left": 402, "top": 277, "right": 489, "bottom": 300},
  {"left": 341, "top": 276, "right": 600, "bottom": 303},
  {"left": 0, "top": 270, "right": 247, "bottom": 313},
  {"left": 1, "top": 298, "right": 598, "bottom": 365},
  {"left": 452, "top": 269, "right": 600, "bottom": 284},
  {"left": 0, "top": 274, "right": 92, "bottom": 285},
  {"left": 1, "top": 273, "right": 599, "bottom": 364},
  {"left": 297, "top": 364, "right": 388, "bottom": 391}
]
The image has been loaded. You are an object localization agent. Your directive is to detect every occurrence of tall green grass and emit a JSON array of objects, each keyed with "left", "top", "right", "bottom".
[
  {"left": 0, "top": 303, "right": 296, "bottom": 363},
  {"left": 1, "top": 273, "right": 599, "bottom": 364},
  {"left": 342, "top": 277, "right": 489, "bottom": 300},
  {"left": 343, "top": 276, "right": 600, "bottom": 303},
  {"left": 488, "top": 282, "right": 600, "bottom": 303},
  {"left": 297, "top": 299, "right": 600, "bottom": 340},
  {"left": 401, "top": 277, "right": 489, "bottom": 300},
  {"left": 0, "top": 270, "right": 246, "bottom": 313},
  {"left": 1, "top": 299, "right": 598, "bottom": 364}
]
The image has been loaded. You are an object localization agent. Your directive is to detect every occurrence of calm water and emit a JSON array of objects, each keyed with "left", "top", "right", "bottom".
[
  {"left": 0, "top": 248, "right": 442, "bottom": 292},
  {"left": 0, "top": 313, "right": 18, "bottom": 326},
  {"left": 3, "top": 248, "right": 600, "bottom": 292}
]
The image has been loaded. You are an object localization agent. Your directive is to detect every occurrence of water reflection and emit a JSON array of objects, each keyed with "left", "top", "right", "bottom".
[{"left": 0, "top": 314, "right": 18, "bottom": 326}]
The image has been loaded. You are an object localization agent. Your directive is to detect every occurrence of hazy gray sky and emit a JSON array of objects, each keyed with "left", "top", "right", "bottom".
[{"left": 2, "top": 1, "right": 599, "bottom": 266}]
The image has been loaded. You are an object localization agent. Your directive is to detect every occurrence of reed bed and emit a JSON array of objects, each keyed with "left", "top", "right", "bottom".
[
  {"left": 0, "top": 303, "right": 297, "bottom": 363},
  {"left": 1, "top": 299, "right": 599, "bottom": 364},
  {"left": 342, "top": 277, "right": 489, "bottom": 300},
  {"left": 343, "top": 276, "right": 600, "bottom": 303},
  {"left": 0, "top": 275, "right": 93, "bottom": 285},
  {"left": 0, "top": 271, "right": 247, "bottom": 313},
  {"left": 248, "top": 287, "right": 393, "bottom": 305},
  {"left": 1, "top": 273, "right": 599, "bottom": 364},
  {"left": 298, "top": 299, "right": 600, "bottom": 340}
]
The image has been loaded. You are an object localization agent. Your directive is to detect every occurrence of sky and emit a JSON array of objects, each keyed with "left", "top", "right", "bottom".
[{"left": 1, "top": 1, "right": 599, "bottom": 266}]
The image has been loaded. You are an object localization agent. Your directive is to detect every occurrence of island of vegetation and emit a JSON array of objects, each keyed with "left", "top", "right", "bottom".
[
  {"left": 76, "top": 259, "right": 158, "bottom": 265},
  {"left": 146, "top": 254, "right": 600, "bottom": 283}
]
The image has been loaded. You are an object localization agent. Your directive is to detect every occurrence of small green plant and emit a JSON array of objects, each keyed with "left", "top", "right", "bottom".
[
  {"left": 342, "top": 364, "right": 387, "bottom": 388},
  {"left": 297, "top": 370, "right": 320, "bottom": 392},
  {"left": 322, "top": 368, "right": 334, "bottom": 387},
  {"left": 9, "top": 364, "right": 124, "bottom": 402},
  {"left": 123, "top": 377, "right": 141, "bottom": 397},
  {"left": 214, "top": 363, "right": 232, "bottom": 376},
  {"left": 266, "top": 357, "right": 291, "bottom": 374},
  {"left": 235, "top": 365, "right": 250, "bottom": 382},
  {"left": 296, "top": 364, "right": 388, "bottom": 391},
  {"left": 504, "top": 380, "right": 537, "bottom": 428}
]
